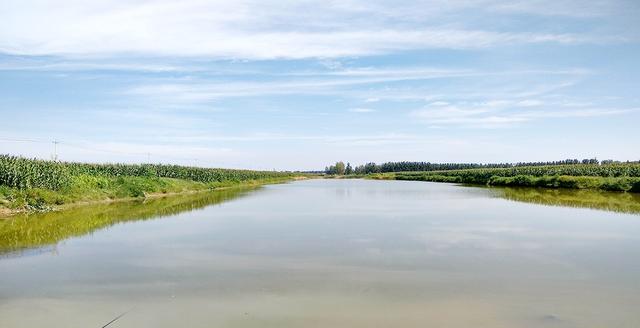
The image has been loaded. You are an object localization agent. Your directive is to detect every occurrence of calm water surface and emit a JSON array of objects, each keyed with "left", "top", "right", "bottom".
[{"left": 1, "top": 179, "right": 640, "bottom": 327}]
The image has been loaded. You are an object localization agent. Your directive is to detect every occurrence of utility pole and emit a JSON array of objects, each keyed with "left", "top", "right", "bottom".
[{"left": 52, "top": 140, "right": 59, "bottom": 161}]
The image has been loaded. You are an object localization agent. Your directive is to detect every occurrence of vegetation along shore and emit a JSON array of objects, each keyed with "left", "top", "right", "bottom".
[
  {"left": 325, "top": 160, "right": 640, "bottom": 193},
  {"left": 0, "top": 154, "right": 299, "bottom": 216}
]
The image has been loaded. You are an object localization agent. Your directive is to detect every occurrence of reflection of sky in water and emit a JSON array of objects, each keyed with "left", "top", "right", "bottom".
[{"left": 1, "top": 179, "right": 640, "bottom": 328}]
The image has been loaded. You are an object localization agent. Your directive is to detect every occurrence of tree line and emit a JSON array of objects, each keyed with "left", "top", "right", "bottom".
[{"left": 324, "top": 159, "right": 638, "bottom": 175}]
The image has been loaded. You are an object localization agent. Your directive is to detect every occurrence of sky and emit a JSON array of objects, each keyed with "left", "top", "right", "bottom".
[{"left": 1, "top": 0, "right": 639, "bottom": 170}]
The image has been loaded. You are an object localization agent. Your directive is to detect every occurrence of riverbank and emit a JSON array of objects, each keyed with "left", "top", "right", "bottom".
[
  {"left": 0, "top": 154, "right": 303, "bottom": 217},
  {"left": 368, "top": 163, "right": 640, "bottom": 192},
  {"left": 0, "top": 175, "right": 300, "bottom": 218},
  {"left": 368, "top": 166, "right": 640, "bottom": 193}
]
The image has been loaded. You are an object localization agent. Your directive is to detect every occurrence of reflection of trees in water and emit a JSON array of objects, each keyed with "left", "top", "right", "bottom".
[
  {"left": 495, "top": 187, "right": 640, "bottom": 215},
  {"left": 0, "top": 187, "right": 257, "bottom": 254},
  {"left": 4, "top": 183, "right": 638, "bottom": 256}
]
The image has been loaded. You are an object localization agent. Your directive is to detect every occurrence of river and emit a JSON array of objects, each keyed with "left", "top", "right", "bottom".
[{"left": 1, "top": 179, "right": 639, "bottom": 327}]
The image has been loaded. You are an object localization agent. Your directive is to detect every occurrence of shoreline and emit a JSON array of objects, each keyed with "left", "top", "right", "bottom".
[
  {"left": 366, "top": 172, "right": 640, "bottom": 193},
  {"left": 0, "top": 176, "right": 308, "bottom": 219}
]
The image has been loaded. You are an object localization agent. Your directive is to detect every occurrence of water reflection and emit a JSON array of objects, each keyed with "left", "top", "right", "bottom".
[
  {"left": 1, "top": 180, "right": 639, "bottom": 328},
  {"left": 491, "top": 186, "right": 640, "bottom": 214},
  {"left": 0, "top": 187, "right": 256, "bottom": 255}
]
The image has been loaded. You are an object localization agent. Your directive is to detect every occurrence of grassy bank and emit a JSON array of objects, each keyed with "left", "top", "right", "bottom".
[
  {"left": 370, "top": 163, "right": 640, "bottom": 192},
  {"left": 0, "top": 155, "right": 296, "bottom": 215}
]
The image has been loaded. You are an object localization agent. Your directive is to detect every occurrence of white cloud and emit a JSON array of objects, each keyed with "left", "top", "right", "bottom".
[
  {"left": 411, "top": 101, "right": 639, "bottom": 128},
  {"left": 489, "top": 0, "right": 619, "bottom": 17},
  {"left": 149, "top": 132, "right": 453, "bottom": 147},
  {"left": 516, "top": 99, "right": 545, "bottom": 107},
  {"left": 123, "top": 69, "right": 477, "bottom": 102},
  {"left": 411, "top": 104, "right": 515, "bottom": 127},
  {"left": 0, "top": 0, "right": 626, "bottom": 59},
  {"left": 429, "top": 101, "right": 450, "bottom": 106},
  {"left": 522, "top": 107, "right": 640, "bottom": 119},
  {"left": 124, "top": 67, "right": 589, "bottom": 103},
  {"left": 348, "top": 108, "right": 375, "bottom": 113},
  {"left": 0, "top": 58, "right": 201, "bottom": 72}
]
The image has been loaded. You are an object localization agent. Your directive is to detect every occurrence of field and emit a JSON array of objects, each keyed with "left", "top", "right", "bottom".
[
  {"left": 371, "top": 163, "right": 640, "bottom": 192},
  {"left": 0, "top": 154, "right": 296, "bottom": 213}
]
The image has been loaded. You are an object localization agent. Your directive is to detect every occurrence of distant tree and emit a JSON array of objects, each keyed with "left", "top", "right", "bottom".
[
  {"left": 581, "top": 158, "right": 598, "bottom": 165},
  {"left": 324, "top": 165, "right": 335, "bottom": 174},
  {"left": 329, "top": 158, "right": 607, "bottom": 175}
]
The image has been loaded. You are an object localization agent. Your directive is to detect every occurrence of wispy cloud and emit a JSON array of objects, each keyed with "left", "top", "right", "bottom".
[
  {"left": 124, "top": 67, "right": 589, "bottom": 103},
  {"left": 0, "top": 0, "right": 631, "bottom": 59},
  {"left": 124, "top": 69, "right": 476, "bottom": 102},
  {"left": 488, "top": 0, "right": 619, "bottom": 17},
  {"left": 2, "top": 30, "right": 604, "bottom": 59},
  {"left": 0, "top": 59, "right": 198, "bottom": 73},
  {"left": 348, "top": 108, "right": 376, "bottom": 113},
  {"left": 152, "top": 133, "right": 470, "bottom": 148},
  {"left": 411, "top": 101, "right": 639, "bottom": 128}
]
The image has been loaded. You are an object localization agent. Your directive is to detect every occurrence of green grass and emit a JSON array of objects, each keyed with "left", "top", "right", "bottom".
[
  {"left": 0, "top": 154, "right": 297, "bottom": 213},
  {"left": 370, "top": 163, "right": 640, "bottom": 193},
  {"left": 0, "top": 175, "right": 294, "bottom": 213}
]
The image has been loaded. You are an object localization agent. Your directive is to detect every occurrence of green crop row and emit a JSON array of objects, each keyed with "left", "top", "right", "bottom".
[
  {"left": 386, "top": 163, "right": 640, "bottom": 192},
  {"left": 0, "top": 154, "right": 292, "bottom": 190},
  {"left": 396, "top": 164, "right": 640, "bottom": 180}
]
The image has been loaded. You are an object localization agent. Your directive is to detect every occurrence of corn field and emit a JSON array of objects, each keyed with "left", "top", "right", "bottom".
[
  {"left": 396, "top": 164, "right": 640, "bottom": 182},
  {"left": 0, "top": 155, "right": 292, "bottom": 190},
  {"left": 0, "top": 155, "right": 72, "bottom": 190},
  {"left": 394, "top": 163, "right": 640, "bottom": 191},
  {"left": 389, "top": 163, "right": 640, "bottom": 192}
]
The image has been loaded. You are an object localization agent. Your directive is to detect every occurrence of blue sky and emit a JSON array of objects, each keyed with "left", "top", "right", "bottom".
[{"left": 1, "top": 0, "right": 639, "bottom": 170}]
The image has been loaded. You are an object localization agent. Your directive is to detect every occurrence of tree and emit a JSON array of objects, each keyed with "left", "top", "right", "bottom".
[
  {"left": 325, "top": 165, "right": 336, "bottom": 175},
  {"left": 335, "top": 161, "right": 346, "bottom": 175},
  {"left": 345, "top": 162, "right": 353, "bottom": 175}
]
